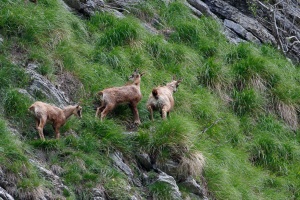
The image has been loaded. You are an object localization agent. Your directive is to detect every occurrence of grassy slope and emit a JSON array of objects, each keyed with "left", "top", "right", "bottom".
[{"left": 0, "top": 0, "right": 300, "bottom": 199}]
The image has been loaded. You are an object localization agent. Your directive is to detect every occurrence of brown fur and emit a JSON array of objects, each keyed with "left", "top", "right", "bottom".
[
  {"left": 95, "top": 69, "right": 145, "bottom": 124},
  {"left": 29, "top": 101, "right": 82, "bottom": 141},
  {"left": 147, "top": 79, "right": 182, "bottom": 120}
]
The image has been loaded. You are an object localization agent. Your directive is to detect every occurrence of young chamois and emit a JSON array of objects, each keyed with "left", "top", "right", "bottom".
[
  {"left": 95, "top": 69, "right": 145, "bottom": 125},
  {"left": 29, "top": 101, "right": 82, "bottom": 141},
  {"left": 146, "top": 77, "right": 182, "bottom": 120}
]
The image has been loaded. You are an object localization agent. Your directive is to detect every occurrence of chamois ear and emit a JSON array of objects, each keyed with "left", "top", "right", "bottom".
[
  {"left": 172, "top": 75, "right": 177, "bottom": 80},
  {"left": 140, "top": 72, "right": 146, "bottom": 77},
  {"left": 177, "top": 79, "right": 183, "bottom": 85}
]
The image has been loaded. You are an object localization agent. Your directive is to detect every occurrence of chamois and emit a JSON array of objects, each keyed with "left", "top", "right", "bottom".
[
  {"left": 29, "top": 101, "right": 82, "bottom": 141},
  {"left": 146, "top": 78, "right": 182, "bottom": 120},
  {"left": 95, "top": 69, "right": 145, "bottom": 124}
]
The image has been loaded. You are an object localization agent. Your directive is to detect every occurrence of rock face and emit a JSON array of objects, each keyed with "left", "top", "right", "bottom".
[
  {"left": 155, "top": 172, "right": 182, "bottom": 200},
  {"left": 29, "top": 159, "right": 71, "bottom": 199},
  {"left": 26, "top": 63, "right": 70, "bottom": 107},
  {"left": 0, "top": 186, "right": 14, "bottom": 200},
  {"left": 187, "top": 0, "right": 300, "bottom": 62}
]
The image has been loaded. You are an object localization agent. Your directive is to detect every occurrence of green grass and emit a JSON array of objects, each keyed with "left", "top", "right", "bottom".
[{"left": 0, "top": 0, "right": 300, "bottom": 199}]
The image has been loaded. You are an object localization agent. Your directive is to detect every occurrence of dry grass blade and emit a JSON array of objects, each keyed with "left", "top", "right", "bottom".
[
  {"left": 276, "top": 100, "right": 298, "bottom": 130},
  {"left": 178, "top": 151, "right": 205, "bottom": 178}
]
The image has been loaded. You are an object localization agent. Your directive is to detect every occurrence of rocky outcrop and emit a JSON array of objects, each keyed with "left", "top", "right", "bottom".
[
  {"left": 224, "top": 19, "right": 261, "bottom": 45},
  {"left": 179, "top": 176, "right": 203, "bottom": 197},
  {"left": 26, "top": 63, "right": 70, "bottom": 107},
  {"left": 0, "top": 186, "right": 14, "bottom": 200},
  {"left": 187, "top": 0, "right": 300, "bottom": 63},
  {"left": 154, "top": 172, "right": 182, "bottom": 199}
]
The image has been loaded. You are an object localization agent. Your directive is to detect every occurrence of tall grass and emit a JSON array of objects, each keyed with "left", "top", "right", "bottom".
[{"left": 0, "top": 0, "right": 300, "bottom": 199}]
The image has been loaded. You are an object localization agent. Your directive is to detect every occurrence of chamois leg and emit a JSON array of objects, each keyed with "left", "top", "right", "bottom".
[
  {"left": 100, "top": 104, "right": 114, "bottom": 121},
  {"left": 161, "top": 107, "right": 168, "bottom": 120},
  {"left": 130, "top": 103, "right": 141, "bottom": 125},
  {"left": 95, "top": 105, "right": 105, "bottom": 118},
  {"left": 54, "top": 124, "right": 61, "bottom": 139},
  {"left": 35, "top": 119, "right": 39, "bottom": 130},
  {"left": 37, "top": 118, "right": 46, "bottom": 141},
  {"left": 147, "top": 105, "right": 154, "bottom": 121}
]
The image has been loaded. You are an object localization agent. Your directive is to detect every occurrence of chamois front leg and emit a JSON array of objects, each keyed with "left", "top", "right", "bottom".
[
  {"left": 95, "top": 105, "right": 105, "bottom": 118},
  {"left": 37, "top": 118, "right": 46, "bottom": 141},
  {"left": 130, "top": 103, "right": 141, "bottom": 125},
  {"left": 147, "top": 105, "right": 154, "bottom": 121},
  {"left": 54, "top": 124, "right": 61, "bottom": 139}
]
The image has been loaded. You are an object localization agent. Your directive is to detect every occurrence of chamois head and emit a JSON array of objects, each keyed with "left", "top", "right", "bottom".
[
  {"left": 167, "top": 76, "right": 182, "bottom": 92},
  {"left": 73, "top": 104, "right": 83, "bottom": 118},
  {"left": 128, "top": 69, "right": 145, "bottom": 84}
]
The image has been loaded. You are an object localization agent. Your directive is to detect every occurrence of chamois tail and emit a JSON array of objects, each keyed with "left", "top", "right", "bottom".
[{"left": 152, "top": 89, "right": 159, "bottom": 99}]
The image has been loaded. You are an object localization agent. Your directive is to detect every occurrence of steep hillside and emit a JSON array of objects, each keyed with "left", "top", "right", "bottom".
[{"left": 0, "top": 0, "right": 300, "bottom": 199}]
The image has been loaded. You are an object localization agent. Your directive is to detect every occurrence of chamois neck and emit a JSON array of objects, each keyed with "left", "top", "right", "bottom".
[
  {"left": 63, "top": 105, "right": 76, "bottom": 119},
  {"left": 166, "top": 84, "right": 175, "bottom": 92},
  {"left": 132, "top": 79, "right": 141, "bottom": 86}
]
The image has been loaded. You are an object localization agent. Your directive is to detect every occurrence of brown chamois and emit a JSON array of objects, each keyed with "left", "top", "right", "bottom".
[
  {"left": 29, "top": 101, "right": 82, "bottom": 141},
  {"left": 95, "top": 69, "right": 145, "bottom": 124},
  {"left": 146, "top": 77, "right": 182, "bottom": 120}
]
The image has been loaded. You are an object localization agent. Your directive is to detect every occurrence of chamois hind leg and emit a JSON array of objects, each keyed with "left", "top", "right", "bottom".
[
  {"left": 100, "top": 104, "right": 115, "bottom": 122},
  {"left": 35, "top": 119, "right": 39, "bottom": 130},
  {"left": 37, "top": 118, "right": 46, "bottom": 141},
  {"left": 147, "top": 105, "right": 154, "bottom": 121},
  {"left": 129, "top": 103, "right": 141, "bottom": 125},
  {"left": 161, "top": 106, "right": 168, "bottom": 120}
]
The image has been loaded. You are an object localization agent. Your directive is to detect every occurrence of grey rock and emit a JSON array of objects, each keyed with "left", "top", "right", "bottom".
[
  {"left": 136, "top": 153, "right": 152, "bottom": 171},
  {"left": 224, "top": 19, "right": 261, "bottom": 45},
  {"left": 142, "top": 23, "right": 159, "bottom": 35},
  {"left": 204, "top": 0, "right": 277, "bottom": 44},
  {"left": 223, "top": 26, "right": 246, "bottom": 44},
  {"left": 0, "top": 35, "right": 3, "bottom": 44},
  {"left": 17, "top": 89, "right": 35, "bottom": 101},
  {"left": 179, "top": 176, "right": 203, "bottom": 197},
  {"left": 0, "top": 187, "right": 14, "bottom": 200},
  {"left": 187, "top": 0, "right": 218, "bottom": 20},
  {"left": 111, "top": 151, "right": 134, "bottom": 178},
  {"left": 26, "top": 63, "right": 70, "bottom": 107},
  {"left": 110, "top": 151, "right": 142, "bottom": 186},
  {"left": 155, "top": 172, "right": 182, "bottom": 200},
  {"left": 185, "top": 1, "right": 203, "bottom": 18},
  {"left": 92, "top": 186, "right": 106, "bottom": 200},
  {"left": 82, "top": 0, "right": 105, "bottom": 16},
  {"left": 62, "top": 0, "right": 81, "bottom": 10},
  {"left": 29, "top": 159, "right": 71, "bottom": 198}
]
